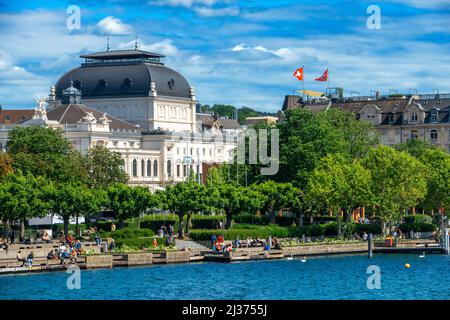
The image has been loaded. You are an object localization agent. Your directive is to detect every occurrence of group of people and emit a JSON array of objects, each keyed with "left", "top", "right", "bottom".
[
  {"left": 46, "top": 239, "right": 82, "bottom": 266},
  {"left": 210, "top": 234, "right": 282, "bottom": 253},
  {"left": 160, "top": 224, "right": 174, "bottom": 237},
  {"left": 16, "top": 251, "right": 34, "bottom": 267}
]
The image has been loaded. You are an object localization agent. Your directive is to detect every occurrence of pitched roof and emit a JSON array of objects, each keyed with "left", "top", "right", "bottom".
[
  {"left": 196, "top": 113, "right": 241, "bottom": 130},
  {"left": 0, "top": 110, "right": 34, "bottom": 124},
  {"left": 47, "top": 104, "right": 140, "bottom": 132}
]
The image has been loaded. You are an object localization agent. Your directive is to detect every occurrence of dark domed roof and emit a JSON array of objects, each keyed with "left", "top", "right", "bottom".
[{"left": 55, "top": 50, "right": 192, "bottom": 99}]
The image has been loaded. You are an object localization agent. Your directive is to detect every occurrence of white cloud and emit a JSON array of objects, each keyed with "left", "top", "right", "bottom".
[
  {"left": 195, "top": 6, "right": 239, "bottom": 17},
  {"left": 118, "top": 39, "right": 179, "bottom": 56},
  {"left": 0, "top": 50, "right": 49, "bottom": 108},
  {"left": 150, "top": 0, "right": 221, "bottom": 8},
  {"left": 388, "top": 0, "right": 450, "bottom": 9},
  {"left": 97, "top": 16, "right": 133, "bottom": 35}
]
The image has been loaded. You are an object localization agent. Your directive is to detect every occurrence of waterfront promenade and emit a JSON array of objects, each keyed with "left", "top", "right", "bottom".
[{"left": 0, "top": 237, "right": 444, "bottom": 275}]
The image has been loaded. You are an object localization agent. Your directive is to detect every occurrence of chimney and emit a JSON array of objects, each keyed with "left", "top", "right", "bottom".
[{"left": 375, "top": 91, "right": 381, "bottom": 100}]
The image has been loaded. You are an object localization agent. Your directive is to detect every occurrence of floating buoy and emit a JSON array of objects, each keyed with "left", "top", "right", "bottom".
[{"left": 405, "top": 263, "right": 411, "bottom": 269}]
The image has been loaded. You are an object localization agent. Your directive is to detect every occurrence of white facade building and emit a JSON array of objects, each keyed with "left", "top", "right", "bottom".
[{"left": 0, "top": 49, "right": 242, "bottom": 190}]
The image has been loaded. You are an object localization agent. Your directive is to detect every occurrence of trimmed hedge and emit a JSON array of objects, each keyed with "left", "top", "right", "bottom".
[
  {"left": 140, "top": 220, "right": 176, "bottom": 232},
  {"left": 189, "top": 225, "right": 290, "bottom": 241},
  {"left": 110, "top": 228, "right": 154, "bottom": 239},
  {"left": 289, "top": 222, "right": 382, "bottom": 237},
  {"left": 233, "top": 214, "right": 270, "bottom": 225},
  {"left": 191, "top": 216, "right": 225, "bottom": 229},
  {"left": 115, "top": 237, "right": 165, "bottom": 249},
  {"left": 399, "top": 222, "right": 437, "bottom": 233},
  {"left": 404, "top": 214, "right": 433, "bottom": 225}
]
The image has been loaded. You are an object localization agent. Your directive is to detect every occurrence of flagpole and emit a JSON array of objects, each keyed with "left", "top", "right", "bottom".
[{"left": 327, "top": 67, "right": 330, "bottom": 97}]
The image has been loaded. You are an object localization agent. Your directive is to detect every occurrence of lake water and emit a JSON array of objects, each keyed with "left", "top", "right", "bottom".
[{"left": 1, "top": 254, "right": 449, "bottom": 300}]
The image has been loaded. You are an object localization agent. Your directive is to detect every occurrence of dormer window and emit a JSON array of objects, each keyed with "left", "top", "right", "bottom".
[
  {"left": 388, "top": 114, "right": 394, "bottom": 123},
  {"left": 411, "top": 112, "right": 418, "bottom": 122}
]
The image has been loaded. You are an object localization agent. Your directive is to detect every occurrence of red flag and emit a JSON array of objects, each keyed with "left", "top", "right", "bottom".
[
  {"left": 315, "top": 69, "right": 328, "bottom": 82},
  {"left": 293, "top": 67, "right": 303, "bottom": 81}
]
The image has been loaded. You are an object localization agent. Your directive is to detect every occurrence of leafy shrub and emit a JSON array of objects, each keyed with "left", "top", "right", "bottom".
[
  {"left": 191, "top": 216, "right": 225, "bottom": 229},
  {"left": 274, "top": 216, "right": 297, "bottom": 226},
  {"left": 404, "top": 214, "right": 432, "bottom": 225},
  {"left": 109, "top": 228, "right": 155, "bottom": 239},
  {"left": 233, "top": 214, "right": 270, "bottom": 225},
  {"left": 399, "top": 222, "right": 436, "bottom": 233},
  {"left": 139, "top": 220, "right": 176, "bottom": 232},
  {"left": 114, "top": 237, "right": 166, "bottom": 250},
  {"left": 314, "top": 216, "right": 341, "bottom": 223},
  {"left": 189, "top": 225, "right": 290, "bottom": 240},
  {"left": 323, "top": 223, "right": 338, "bottom": 236},
  {"left": 354, "top": 223, "right": 382, "bottom": 235}
]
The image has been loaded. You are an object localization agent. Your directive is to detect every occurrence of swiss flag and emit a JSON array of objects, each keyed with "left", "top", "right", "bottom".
[
  {"left": 315, "top": 69, "right": 328, "bottom": 82},
  {"left": 293, "top": 67, "right": 303, "bottom": 81}
]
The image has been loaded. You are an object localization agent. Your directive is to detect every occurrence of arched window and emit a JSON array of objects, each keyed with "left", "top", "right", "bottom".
[
  {"left": 430, "top": 129, "right": 438, "bottom": 140},
  {"left": 147, "top": 160, "right": 151, "bottom": 177},
  {"left": 153, "top": 160, "right": 158, "bottom": 177},
  {"left": 167, "top": 160, "right": 172, "bottom": 177},
  {"left": 132, "top": 159, "right": 137, "bottom": 177},
  {"left": 141, "top": 159, "right": 145, "bottom": 177}
]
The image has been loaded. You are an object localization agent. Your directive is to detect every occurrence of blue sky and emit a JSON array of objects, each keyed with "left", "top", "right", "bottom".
[{"left": 0, "top": 0, "right": 449, "bottom": 111}]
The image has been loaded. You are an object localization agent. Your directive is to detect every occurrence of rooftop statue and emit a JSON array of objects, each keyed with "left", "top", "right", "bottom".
[{"left": 32, "top": 98, "right": 48, "bottom": 122}]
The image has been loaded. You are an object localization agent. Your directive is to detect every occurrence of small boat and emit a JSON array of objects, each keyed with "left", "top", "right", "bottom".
[
  {"left": 287, "top": 255, "right": 294, "bottom": 260},
  {"left": 300, "top": 256, "right": 307, "bottom": 263},
  {"left": 419, "top": 252, "right": 425, "bottom": 258}
]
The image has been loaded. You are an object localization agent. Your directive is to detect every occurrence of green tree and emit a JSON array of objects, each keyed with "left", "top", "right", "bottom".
[
  {"left": 162, "top": 181, "right": 206, "bottom": 238},
  {"left": 254, "top": 180, "right": 301, "bottom": 224},
  {"left": 106, "top": 184, "right": 137, "bottom": 229},
  {"left": 214, "top": 183, "right": 264, "bottom": 229},
  {"left": 6, "top": 126, "right": 87, "bottom": 183},
  {"left": 84, "top": 145, "right": 128, "bottom": 189},
  {"left": 362, "top": 145, "right": 428, "bottom": 235},
  {"left": 0, "top": 172, "right": 50, "bottom": 239},
  {"left": 397, "top": 139, "right": 450, "bottom": 212},
  {"left": 278, "top": 108, "right": 378, "bottom": 189},
  {"left": 47, "top": 182, "right": 100, "bottom": 239},
  {"left": 305, "top": 155, "right": 371, "bottom": 236}
]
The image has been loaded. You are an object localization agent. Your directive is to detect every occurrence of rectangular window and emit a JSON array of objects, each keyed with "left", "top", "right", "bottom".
[
  {"left": 431, "top": 113, "right": 438, "bottom": 122},
  {"left": 177, "top": 165, "right": 181, "bottom": 177}
]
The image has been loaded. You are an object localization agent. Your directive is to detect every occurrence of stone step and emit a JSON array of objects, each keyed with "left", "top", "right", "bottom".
[{"left": 175, "top": 239, "right": 210, "bottom": 251}]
